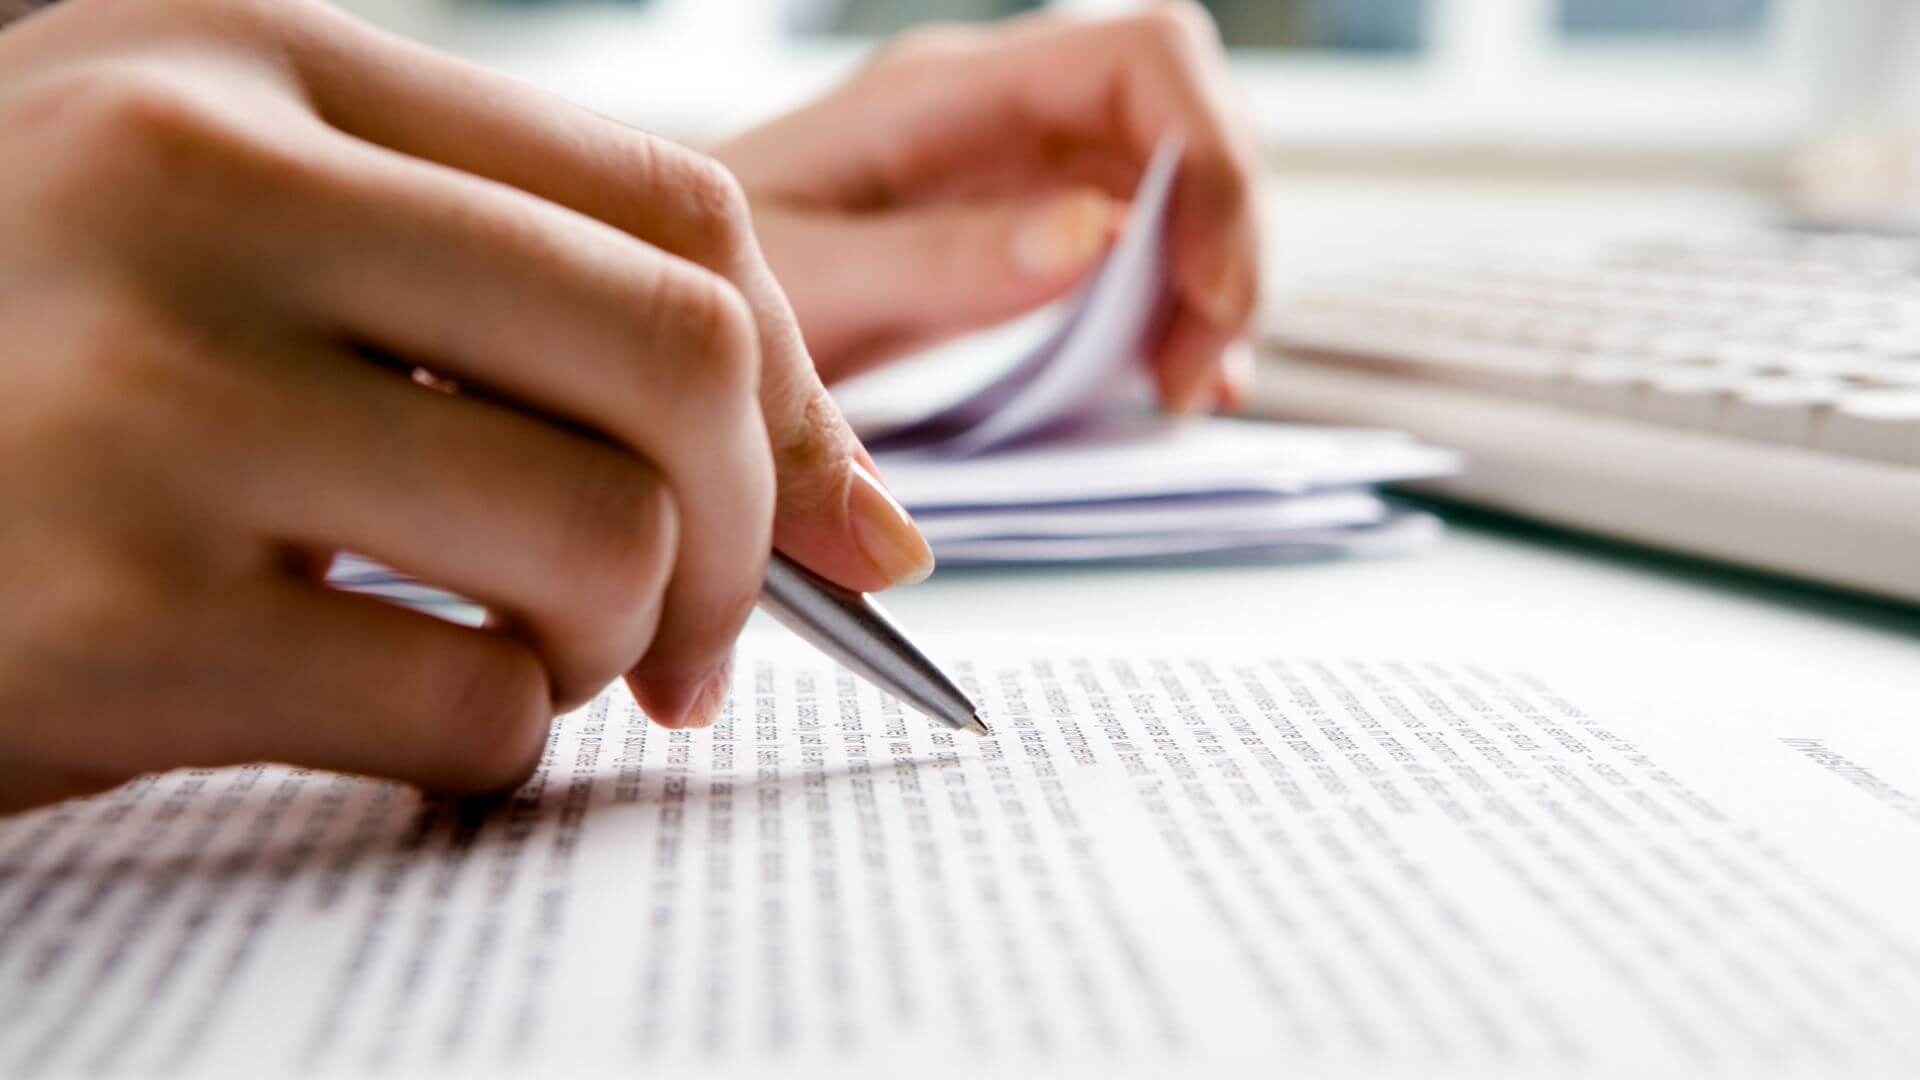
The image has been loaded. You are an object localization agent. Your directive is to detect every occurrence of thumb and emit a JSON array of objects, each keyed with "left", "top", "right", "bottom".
[
  {"left": 626, "top": 212, "right": 930, "bottom": 731},
  {"left": 788, "top": 188, "right": 1122, "bottom": 376},
  {"left": 756, "top": 195, "right": 1119, "bottom": 588},
  {"left": 890, "top": 187, "right": 1121, "bottom": 331},
  {"left": 751, "top": 285, "right": 935, "bottom": 594}
]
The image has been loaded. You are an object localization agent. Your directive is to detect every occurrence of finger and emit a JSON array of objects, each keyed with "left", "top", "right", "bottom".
[
  {"left": 1155, "top": 306, "right": 1239, "bottom": 416},
  {"left": 227, "top": 346, "right": 678, "bottom": 710},
  {"left": 222, "top": 581, "right": 553, "bottom": 794},
  {"left": 0, "top": 765, "right": 116, "bottom": 816},
  {"left": 288, "top": 8, "right": 921, "bottom": 589},
  {"left": 249, "top": 132, "right": 774, "bottom": 726},
  {"left": 1011, "top": 6, "right": 1262, "bottom": 372},
  {"left": 759, "top": 4, "right": 1261, "bottom": 391},
  {"left": 1168, "top": 142, "right": 1260, "bottom": 338},
  {"left": 285, "top": 17, "right": 933, "bottom": 719},
  {"left": 857, "top": 140, "right": 1148, "bottom": 208},
  {"left": 758, "top": 189, "right": 1121, "bottom": 378},
  {"left": 1219, "top": 340, "right": 1257, "bottom": 413}
]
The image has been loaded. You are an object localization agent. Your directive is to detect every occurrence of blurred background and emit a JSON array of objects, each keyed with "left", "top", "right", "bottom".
[
  {"left": 321, "top": 0, "right": 1920, "bottom": 310},
  {"left": 318, "top": 1, "right": 1920, "bottom": 610},
  {"left": 329, "top": 0, "right": 1917, "bottom": 161}
]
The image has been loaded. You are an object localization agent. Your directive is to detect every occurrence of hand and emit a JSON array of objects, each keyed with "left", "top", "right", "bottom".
[
  {"left": 715, "top": 2, "right": 1261, "bottom": 412},
  {"left": 0, "top": 0, "right": 931, "bottom": 813}
]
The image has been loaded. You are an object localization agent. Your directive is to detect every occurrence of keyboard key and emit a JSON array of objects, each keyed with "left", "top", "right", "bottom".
[
  {"left": 1718, "top": 377, "right": 1841, "bottom": 445},
  {"left": 1862, "top": 327, "right": 1920, "bottom": 358},
  {"left": 1638, "top": 370, "right": 1740, "bottom": 429},
  {"left": 1258, "top": 227, "right": 1920, "bottom": 605},
  {"left": 1555, "top": 359, "right": 1648, "bottom": 414},
  {"left": 1782, "top": 350, "right": 1888, "bottom": 380},
  {"left": 1850, "top": 361, "right": 1920, "bottom": 390},
  {"left": 1812, "top": 391, "right": 1920, "bottom": 464}
]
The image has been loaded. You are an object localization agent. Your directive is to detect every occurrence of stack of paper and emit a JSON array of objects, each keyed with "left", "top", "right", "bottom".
[
  {"left": 851, "top": 138, "right": 1456, "bottom": 567},
  {"left": 876, "top": 416, "right": 1450, "bottom": 565}
]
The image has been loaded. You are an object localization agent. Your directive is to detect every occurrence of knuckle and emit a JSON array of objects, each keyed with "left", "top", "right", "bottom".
[
  {"left": 874, "top": 24, "right": 975, "bottom": 68},
  {"left": 678, "top": 153, "right": 757, "bottom": 259},
  {"left": 31, "top": 544, "right": 172, "bottom": 660},
  {"left": 630, "top": 135, "right": 758, "bottom": 263},
  {"left": 26, "top": 70, "right": 308, "bottom": 236},
  {"left": 683, "top": 152, "right": 752, "bottom": 221},
  {"left": 770, "top": 386, "right": 849, "bottom": 501},
  {"left": 437, "top": 647, "right": 550, "bottom": 793},
  {"left": 36, "top": 308, "right": 236, "bottom": 480},
  {"left": 558, "top": 453, "right": 677, "bottom": 617},
  {"left": 657, "top": 266, "right": 762, "bottom": 399},
  {"left": 11, "top": 75, "right": 193, "bottom": 220},
  {"left": 15, "top": 310, "right": 168, "bottom": 476},
  {"left": 71, "top": 72, "right": 229, "bottom": 170}
]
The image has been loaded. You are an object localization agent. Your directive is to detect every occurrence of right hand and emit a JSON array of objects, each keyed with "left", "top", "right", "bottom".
[{"left": 0, "top": 0, "right": 932, "bottom": 814}]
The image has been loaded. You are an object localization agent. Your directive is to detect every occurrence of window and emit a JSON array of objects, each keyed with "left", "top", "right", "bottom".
[
  {"left": 1558, "top": 0, "right": 1772, "bottom": 40},
  {"left": 1197, "top": 0, "right": 1425, "bottom": 54},
  {"left": 364, "top": 0, "right": 1860, "bottom": 153},
  {"left": 789, "top": 0, "right": 1041, "bottom": 36}
]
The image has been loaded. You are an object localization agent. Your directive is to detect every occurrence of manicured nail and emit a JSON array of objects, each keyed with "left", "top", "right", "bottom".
[
  {"left": 847, "top": 463, "right": 935, "bottom": 586},
  {"left": 1192, "top": 244, "right": 1253, "bottom": 326},
  {"left": 1012, "top": 190, "right": 1115, "bottom": 279}
]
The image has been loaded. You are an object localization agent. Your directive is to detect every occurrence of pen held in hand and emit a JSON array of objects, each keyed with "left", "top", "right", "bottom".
[{"left": 757, "top": 552, "right": 988, "bottom": 737}]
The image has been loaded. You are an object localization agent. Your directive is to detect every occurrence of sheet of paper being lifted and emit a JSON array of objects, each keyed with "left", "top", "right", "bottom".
[
  {"left": 866, "top": 138, "right": 1182, "bottom": 457},
  {"left": 4, "top": 638, "right": 1919, "bottom": 1080},
  {"left": 849, "top": 136, "right": 1457, "bottom": 566}
]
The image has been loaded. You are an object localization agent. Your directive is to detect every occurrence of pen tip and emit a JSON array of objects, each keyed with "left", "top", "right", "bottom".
[{"left": 963, "top": 711, "right": 991, "bottom": 738}]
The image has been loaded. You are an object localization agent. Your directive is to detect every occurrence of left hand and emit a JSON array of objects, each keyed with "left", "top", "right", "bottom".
[{"left": 714, "top": 2, "right": 1261, "bottom": 413}]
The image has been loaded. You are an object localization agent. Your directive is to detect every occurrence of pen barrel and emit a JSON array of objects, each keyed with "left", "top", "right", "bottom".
[{"left": 757, "top": 555, "right": 977, "bottom": 731}]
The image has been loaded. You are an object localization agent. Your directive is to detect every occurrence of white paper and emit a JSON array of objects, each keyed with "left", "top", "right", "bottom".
[
  {"left": 913, "top": 489, "right": 1387, "bottom": 543},
  {"left": 856, "top": 133, "right": 1457, "bottom": 566},
  {"left": 869, "top": 137, "right": 1181, "bottom": 457},
  {"left": 877, "top": 415, "right": 1457, "bottom": 510},
  {"left": 927, "top": 508, "right": 1441, "bottom": 566},
  {"left": 4, "top": 639, "right": 1918, "bottom": 1080}
]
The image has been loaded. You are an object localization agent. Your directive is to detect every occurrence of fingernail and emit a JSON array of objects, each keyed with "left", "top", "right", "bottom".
[
  {"left": 1221, "top": 341, "right": 1256, "bottom": 409},
  {"left": 683, "top": 653, "right": 734, "bottom": 730},
  {"left": 1192, "top": 244, "right": 1253, "bottom": 326},
  {"left": 847, "top": 463, "right": 935, "bottom": 586},
  {"left": 1012, "top": 190, "right": 1115, "bottom": 279},
  {"left": 1166, "top": 370, "right": 1214, "bottom": 417}
]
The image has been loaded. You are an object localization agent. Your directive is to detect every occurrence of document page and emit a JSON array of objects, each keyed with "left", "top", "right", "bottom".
[{"left": 3, "top": 640, "right": 1918, "bottom": 1080}]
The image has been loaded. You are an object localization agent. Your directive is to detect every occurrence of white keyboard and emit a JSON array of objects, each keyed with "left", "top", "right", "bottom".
[{"left": 1253, "top": 231, "right": 1920, "bottom": 604}]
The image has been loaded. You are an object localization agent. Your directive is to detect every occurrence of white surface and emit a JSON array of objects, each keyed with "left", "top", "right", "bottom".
[
  {"left": 913, "top": 489, "right": 1384, "bottom": 542},
  {"left": 870, "top": 520, "right": 1920, "bottom": 721},
  {"left": 866, "top": 518, "right": 1920, "bottom": 918},
  {"left": 923, "top": 507, "right": 1438, "bottom": 566},
  {"left": 878, "top": 417, "right": 1454, "bottom": 508},
  {"left": 7, "top": 538, "right": 1920, "bottom": 1078}
]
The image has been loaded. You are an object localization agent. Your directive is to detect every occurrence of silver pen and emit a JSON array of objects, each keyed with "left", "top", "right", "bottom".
[{"left": 759, "top": 553, "right": 989, "bottom": 737}]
